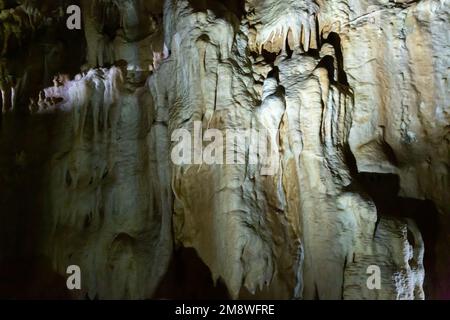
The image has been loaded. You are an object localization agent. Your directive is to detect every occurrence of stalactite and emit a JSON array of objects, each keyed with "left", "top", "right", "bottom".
[{"left": 0, "top": 0, "right": 448, "bottom": 300}]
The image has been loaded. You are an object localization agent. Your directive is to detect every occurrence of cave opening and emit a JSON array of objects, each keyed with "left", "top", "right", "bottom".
[{"left": 355, "top": 172, "right": 440, "bottom": 299}]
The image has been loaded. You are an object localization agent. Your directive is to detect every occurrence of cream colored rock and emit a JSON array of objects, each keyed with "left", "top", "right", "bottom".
[
  {"left": 320, "top": 0, "right": 449, "bottom": 298},
  {"left": 0, "top": 0, "right": 447, "bottom": 300},
  {"left": 154, "top": 0, "right": 433, "bottom": 300},
  {"left": 37, "top": 67, "right": 172, "bottom": 299}
]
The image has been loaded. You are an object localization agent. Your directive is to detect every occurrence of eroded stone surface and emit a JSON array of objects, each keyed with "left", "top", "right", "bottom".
[{"left": 0, "top": 0, "right": 448, "bottom": 299}]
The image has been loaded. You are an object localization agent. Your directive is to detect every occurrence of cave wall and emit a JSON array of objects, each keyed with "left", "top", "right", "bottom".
[{"left": 0, "top": 0, "right": 448, "bottom": 299}]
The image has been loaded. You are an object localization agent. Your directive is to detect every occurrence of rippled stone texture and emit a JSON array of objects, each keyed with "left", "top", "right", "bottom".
[{"left": 0, "top": 0, "right": 448, "bottom": 299}]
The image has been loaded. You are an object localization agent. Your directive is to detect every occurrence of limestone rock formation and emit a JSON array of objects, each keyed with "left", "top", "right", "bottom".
[{"left": 0, "top": 0, "right": 448, "bottom": 300}]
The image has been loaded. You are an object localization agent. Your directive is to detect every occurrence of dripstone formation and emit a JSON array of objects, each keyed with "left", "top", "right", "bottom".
[{"left": 0, "top": 0, "right": 448, "bottom": 300}]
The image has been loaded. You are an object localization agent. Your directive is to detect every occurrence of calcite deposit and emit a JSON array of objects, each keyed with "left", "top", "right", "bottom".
[{"left": 0, "top": 0, "right": 448, "bottom": 300}]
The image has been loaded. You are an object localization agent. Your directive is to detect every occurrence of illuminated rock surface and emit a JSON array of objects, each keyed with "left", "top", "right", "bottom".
[{"left": 0, "top": 0, "right": 448, "bottom": 299}]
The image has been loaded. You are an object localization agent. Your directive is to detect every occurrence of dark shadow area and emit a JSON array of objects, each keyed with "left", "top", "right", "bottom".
[
  {"left": 285, "top": 35, "right": 293, "bottom": 59},
  {"left": 356, "top": 172, "right": 440, "bottom": 299},
  {"left": 0, "top": 2, "right": 85, "bottom": 297},
  {"left": 153, "top": 247, "right": 230, "bottom": 300},
  {"left": 92, "top": 1, "right": 121, "bottom": 40},
  {"left": 261, "top": 49, "right": 279, "bottom": 65},
  {"left": 0, "top": 112, "right": 69, "bottom": 299},
  {"left": 316, "top": 55, "right": 336, "bottom": 82},
  {"left": 188, "top": 0, "right": 245, "bottom": 19},
  {"left": 322, "top": 32, "right": 349, "bottom": 86},
  {"left": 0, "top": 257, "right": 73, "bottom": 299},
  {"left": 267, "top": 66, "right": 280, "bottom": 82},
  {"left": 1, "top": 1, "right": 85, "bottom": 114},
  {"left": 0, "top": 0, "right": 19, "bottom": 10}
]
